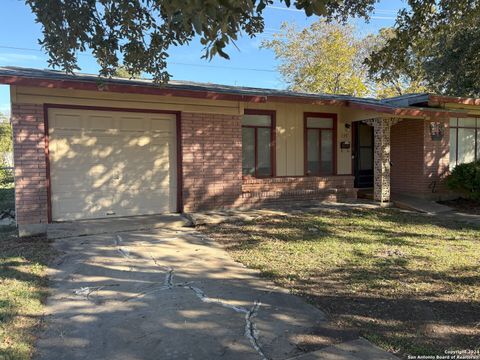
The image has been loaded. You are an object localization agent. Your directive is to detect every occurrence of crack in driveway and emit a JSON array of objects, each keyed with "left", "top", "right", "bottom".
[
  {"left": 123, "top": 253, "right": 268, "bottom": 359},
  {"left": 40, "top": 225, "right": 336, "bottom": 360}
]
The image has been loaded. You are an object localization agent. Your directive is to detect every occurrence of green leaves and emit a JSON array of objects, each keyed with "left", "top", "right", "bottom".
[
  {"left": 368, "top": 0, "right": 480, "bottom": 97},
  {"left": 261, "top": 20, "right": 369, "bottom": 96},
  {"left": 24, "top": 0, "right": 378, "bottom": 83}
]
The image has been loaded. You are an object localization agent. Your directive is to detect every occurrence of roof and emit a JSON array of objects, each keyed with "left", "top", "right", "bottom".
[
  {"left": 0, "top": 66, "right": 377, "bottom": 102},
  {"left": 0, "top": 66, "right": 474, "bottom": 116}
]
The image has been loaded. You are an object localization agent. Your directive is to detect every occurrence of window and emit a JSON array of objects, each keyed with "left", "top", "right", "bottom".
[
  {"left": 304, "top": 113, "right": 336, "bottom": 175},
  {"left": 242, "top": 110, "right": 275, "bottom": 177},
  {"left": 450, "top": 117, "right": 479, "bottom": 169}
]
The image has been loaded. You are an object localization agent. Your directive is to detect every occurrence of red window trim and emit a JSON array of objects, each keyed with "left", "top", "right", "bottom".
[
  {"left": 450, "top": 116, "right": 479, "bottom": 167},
  {"left": 242, "top": 109, "right": 276, "bottom": 178},
  {"left": 303, "top": 112, "right": 338, "bottom": 176}
]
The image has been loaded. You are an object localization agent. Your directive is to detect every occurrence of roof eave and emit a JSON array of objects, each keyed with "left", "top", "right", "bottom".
[
  {"left": 347, "top": 100, "right": 466, "bottom": 118},
  {"left": 429, "top": 94, "right": 480, "bottom": 106}
]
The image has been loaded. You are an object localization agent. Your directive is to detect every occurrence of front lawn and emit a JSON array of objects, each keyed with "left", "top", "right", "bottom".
[
  {"left": 0, "top": 228, "right": 53, "bottom": 360},
  {"left": 200, "top": 207, "right": 480, "bottom": 358}
]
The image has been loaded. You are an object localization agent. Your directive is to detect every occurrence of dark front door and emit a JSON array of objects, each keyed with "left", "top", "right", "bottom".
[{"left": 353, "top": 122, "right": 374, "bottom": 188}]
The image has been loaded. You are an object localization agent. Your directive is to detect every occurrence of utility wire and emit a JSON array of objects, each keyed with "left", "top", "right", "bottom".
[{"left": 0, "top": 45, "right": 277, "bottom": 73}]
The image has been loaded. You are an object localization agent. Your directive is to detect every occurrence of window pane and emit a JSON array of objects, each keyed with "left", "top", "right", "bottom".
[
  {"left": 449, "top": 118, "right": 457, "bottom": 127},
  {"left": 257, "top": 128, "right": 272, "bottom": 176},
  {"left": 458, "top": 128, "right": 476, "bottom": 164},
  {"left": 321, "top": 130, "right": 333, "bottom": 174},
  {"left": 359, "top": 148, "right": 373, "bottom": 170},
  {"left": 358, "top": 124, "right": 373, "bottom": 146},
  {"left": 242, "top": 114, "right": 271, "bottom": 127},
  {"left": 242, "top": 128, "right": 255, "bottom": 176},
  {"left": 458, "top": 118, "right": 476, "bottom": 127},
  {"left": 450, "top": 128, "right": 457, "bottom": 169},
  {"left": 307, "top": 117, "right": 333, "bottom": 129},
  {"left": 307, "top": 129, "right": 320, "bottom": 175}
]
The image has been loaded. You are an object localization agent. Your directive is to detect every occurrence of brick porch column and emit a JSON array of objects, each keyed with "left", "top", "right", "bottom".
[{"left": 364, "top": 118, "right": 402, "bottom": 203}]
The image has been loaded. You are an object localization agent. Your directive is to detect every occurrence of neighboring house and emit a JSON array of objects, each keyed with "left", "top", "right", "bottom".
[{"left": 0, "top": 66, "right": 478, "bottom": 235}]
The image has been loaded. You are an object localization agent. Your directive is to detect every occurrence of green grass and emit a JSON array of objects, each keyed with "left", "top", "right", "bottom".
[
  {"left": 0, "top": 226, "right": 53, "bottom": 360},
  {"left": 201, "top": 207, "right": 480, "bottom": 358}
]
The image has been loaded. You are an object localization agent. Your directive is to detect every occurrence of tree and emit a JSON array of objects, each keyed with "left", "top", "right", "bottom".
[
  {"left": 113, "top": 65, "right": 141, "bottom": 79},
  {"left": 261, "top": 22, "right": 424, "bottom": 97},
  {"left": 0, "top": 117, "right": 13, "bottom": 184},
  {"left": 367, "top": 0, "right": 480, "bottom": 97},
  {"left": 25, "top": 0, "right": 378, "bottom": 82},
  {"left": 362, "top": 28, "right": 427, "bottom": 98},
  {"left": 262, "top": 21, "right": 368, "bottom": 96}
]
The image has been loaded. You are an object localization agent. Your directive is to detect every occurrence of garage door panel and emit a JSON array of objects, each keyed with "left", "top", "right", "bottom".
[
  {"left": 49, "top": 108, "right": 177, "bottom": 221},
  {"left": 53, "top": 192, "right": 117, "bottom": 220}
]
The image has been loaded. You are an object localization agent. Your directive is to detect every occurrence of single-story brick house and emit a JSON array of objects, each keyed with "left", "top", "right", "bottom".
[{"left": 0, "top": 66, "right": 478, "bottom": 235}]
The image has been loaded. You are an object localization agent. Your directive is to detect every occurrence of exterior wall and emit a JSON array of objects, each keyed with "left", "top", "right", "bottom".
[
  {"left": 422, "top": 118, "right": 450, "bottom": 196},
  {"left": 14, "top": 86, "right": 359, "bottom": 179},
  {"left": 12, "top": 85, "right": 243, "bottom": 116},
  {"left": 10, "top": 86, "right": 360, "bottom": 227},
  {"left": 181, "top": 112, "right": 243, "bottom": 212},
  {"left": 180, "top": 112, "right": 357, "bottom": 212},
  {"left": 391, "top": 118, "right": 450, "bottom": 199},
  {"left": 391, "top": 120, "right": 425, "bottom": 194},
  {"left": 239, "top": 176, "right": 356, "bottom": 207},
  {"left": 11, "top": 103, "right": 49, "bottom": 234},
  {"left": 244, "top": 102, "right": 353, "bottom": 176}
]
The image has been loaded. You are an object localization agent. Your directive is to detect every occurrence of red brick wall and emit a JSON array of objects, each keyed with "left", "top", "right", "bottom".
[
  {"left": 391, "top": 118, "right": 450, "bottom": 198},
  {"left": 181, "top": 112, "right": 243, "bottom": 211},
  {"left": 391, "top": 120, "right": 425, "bottom": 194},
  {"left": 11, "top": 103, "right": 49, "bottom": 225},
  {"left": 238, "top": 176, "right": 356, "bottom": 207},
  {"left": 180, "top": 112, "right": 357, "bottom": 211},
  {"left": 422, "top": 119, "right": 450, "bottom": 195}
]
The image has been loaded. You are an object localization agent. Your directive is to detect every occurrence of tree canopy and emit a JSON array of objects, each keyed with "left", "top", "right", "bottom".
[
  {"left": 367, "top": 0, "right": 480, "bottom": 97},
  {"left": 25, "top": 0, "right": 480, "bottom": 96},
  {"left": 262, "top": 21, "right": 368, "bottom": 96},
  {"left": 25, "top": 0, "right": 377, "bottom": 82},
  {"left": 262, "top": 22, "right": 425, "bottom": 97}
]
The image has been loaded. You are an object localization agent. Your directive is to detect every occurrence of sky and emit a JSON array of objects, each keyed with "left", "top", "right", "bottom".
[{"left": 0, "top": 0, "right": 407, "bottom": 115}]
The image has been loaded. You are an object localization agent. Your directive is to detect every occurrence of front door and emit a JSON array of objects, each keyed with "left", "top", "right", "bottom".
[{"left": 353, "top": 122, "right": 374, "bottom": 188}]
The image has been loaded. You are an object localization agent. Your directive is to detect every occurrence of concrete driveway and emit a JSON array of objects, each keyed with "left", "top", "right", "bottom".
[{"left": 36, "top": 215, "right": 397, "bottom": 360}]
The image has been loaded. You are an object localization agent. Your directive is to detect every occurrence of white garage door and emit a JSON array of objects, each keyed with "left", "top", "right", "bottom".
[{"left": 48, "top": 107, "right": 177, "bottom": 221}]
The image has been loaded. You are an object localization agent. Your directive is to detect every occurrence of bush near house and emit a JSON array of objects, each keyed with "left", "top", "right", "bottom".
[{"left": 446, "top": 160, "right": 480, "bottom": 200}]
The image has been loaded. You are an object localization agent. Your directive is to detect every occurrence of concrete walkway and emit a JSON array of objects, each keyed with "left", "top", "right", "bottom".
[
  {"left": 392, "top": 193, "right": 453, "bottom": 214},
  {"left": 36, "top": 215, "right": 398, "bottom": 360}
]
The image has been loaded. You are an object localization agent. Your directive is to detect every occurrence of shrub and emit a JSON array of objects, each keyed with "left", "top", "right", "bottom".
[
  {"left": 0, "top": 167, "right": 13, "bottom": 185},
  {"left": 446, "top": 161, "right": 480, "bottom": 200}
]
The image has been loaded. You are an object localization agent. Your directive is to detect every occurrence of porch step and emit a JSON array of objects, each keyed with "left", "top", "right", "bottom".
[
  {"left": 286, "top": 338, "right": 399, "bottom": 360},
  {"left": 356, "top": 188, "right": 373, "bottom": 200}
]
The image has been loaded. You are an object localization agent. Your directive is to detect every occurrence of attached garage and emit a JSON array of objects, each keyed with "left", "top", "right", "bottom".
[{"left": 47, "top": 106, "right": 179, "bottom": 221}]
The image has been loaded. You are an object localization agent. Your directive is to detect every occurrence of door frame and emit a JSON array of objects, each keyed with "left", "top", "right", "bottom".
[{"left": 43, "top": 103, "right": 183, "bottom": 223}]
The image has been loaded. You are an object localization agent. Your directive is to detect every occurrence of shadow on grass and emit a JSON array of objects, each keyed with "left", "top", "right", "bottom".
[
  {"left": 0, "top": 226, "right": 54, "bottom": 360},
  {"left": 201, "top": 206, "right": 480, "bottom": 358}
]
